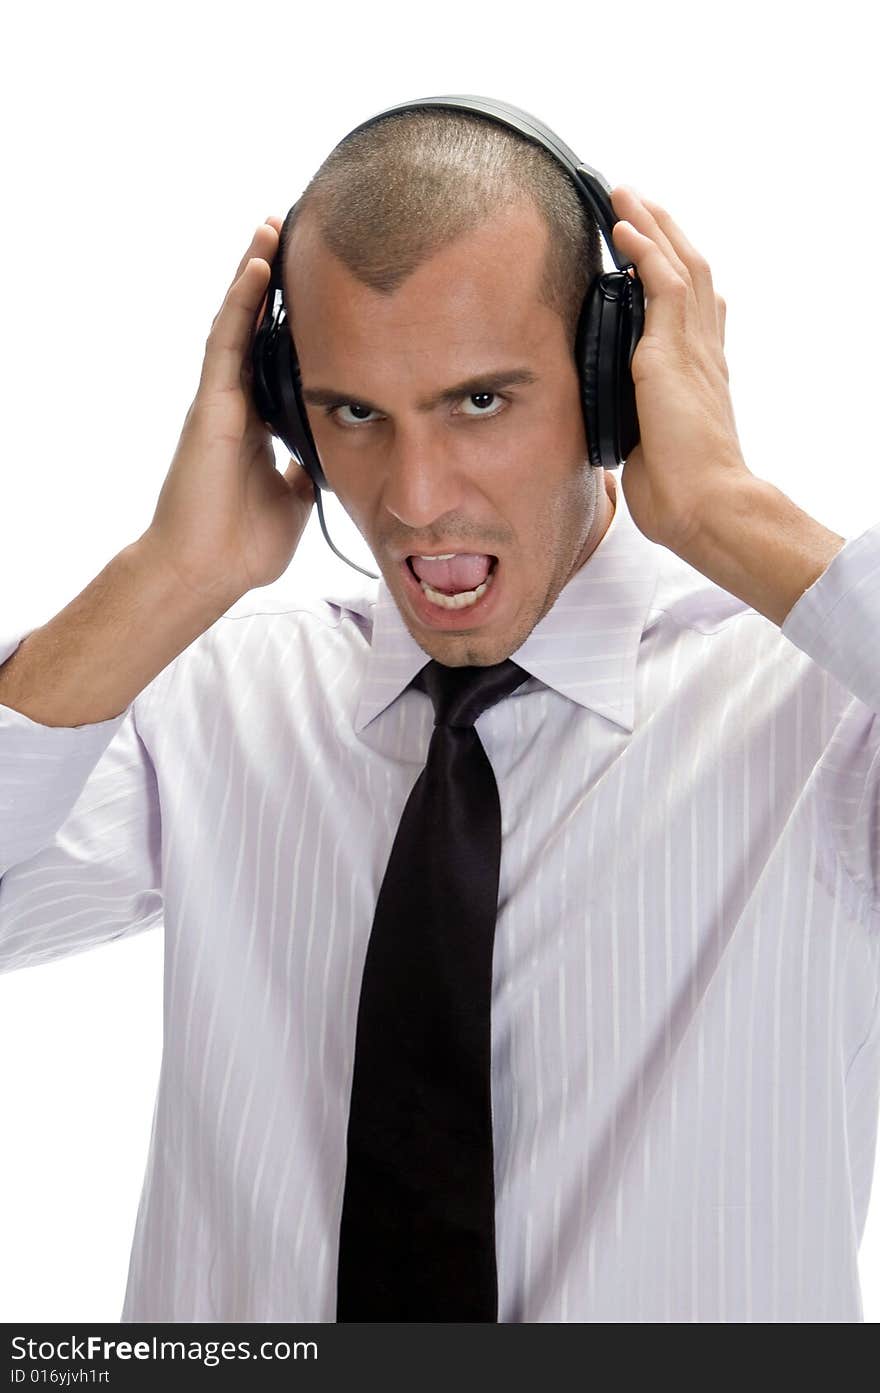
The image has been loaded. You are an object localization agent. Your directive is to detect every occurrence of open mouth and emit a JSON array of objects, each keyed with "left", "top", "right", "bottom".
[
  {"left": 399, "top": 553, "right": 502, "bottom": 625},
  {"left": 405, "top": 554, "right": 499, "bottom": 589}
]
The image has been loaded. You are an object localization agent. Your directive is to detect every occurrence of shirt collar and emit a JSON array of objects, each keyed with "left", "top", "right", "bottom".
[{"left": 325, "top": 478, "right": 662, "bottom": 735}]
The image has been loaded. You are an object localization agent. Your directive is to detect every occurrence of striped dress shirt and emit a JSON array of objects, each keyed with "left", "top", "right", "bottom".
[{"left": 1, "top": 481, "right": 879, "bottom": 1323}]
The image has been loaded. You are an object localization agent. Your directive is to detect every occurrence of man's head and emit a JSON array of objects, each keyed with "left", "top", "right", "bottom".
[{"left": 282, "top": 108, "right": 616, "bottom": 668}]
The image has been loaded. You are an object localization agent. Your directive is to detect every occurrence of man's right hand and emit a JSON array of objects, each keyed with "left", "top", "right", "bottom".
[{"left": 138, "top": 216, "right": 315, "bottom": 610}]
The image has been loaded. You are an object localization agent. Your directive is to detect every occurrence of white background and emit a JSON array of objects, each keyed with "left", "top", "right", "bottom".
[{"left": 1, "top": 0, "right": 878, "bottom": 1322}]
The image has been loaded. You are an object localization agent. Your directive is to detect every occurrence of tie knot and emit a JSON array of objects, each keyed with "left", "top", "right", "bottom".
[{"left": 412, "top": 657, "right": 529, "bottom": 729}]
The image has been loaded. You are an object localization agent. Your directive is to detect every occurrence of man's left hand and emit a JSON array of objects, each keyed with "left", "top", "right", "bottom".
[
  {"left": 607, "top": 185, "right": 847, "bottom": 628},
  {"left": 609, "top": 185, "right": 751, "bottom": 552}
]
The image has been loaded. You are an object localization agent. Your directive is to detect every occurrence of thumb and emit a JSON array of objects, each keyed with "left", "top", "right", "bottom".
[{"left": 283, "top": 456, "right": 316, "bottom": 497}]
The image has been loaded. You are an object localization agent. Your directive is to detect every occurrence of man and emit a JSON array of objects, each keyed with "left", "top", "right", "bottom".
[{"left": 0, "top": 107, "right": 878, "bottom": 1323}]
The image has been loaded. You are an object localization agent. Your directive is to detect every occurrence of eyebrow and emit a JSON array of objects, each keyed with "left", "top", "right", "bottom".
[{"left": 300, "top": 367, "right": 539, "bottom": 415}]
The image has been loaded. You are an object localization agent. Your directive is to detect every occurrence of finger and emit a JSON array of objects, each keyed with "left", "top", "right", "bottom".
[
  {"left": 611, "top": 186, "right": 689, "bottom": 279},
  {"left": 639, "top": 197, "right": 720, "bottom": 345},
  {"left": 610, "top": 219, "right": 691, "bottom": 349},
  {"left": 613, "top": 187, "right": 719, "bottom": 343},
  {"left": 254, "top": 217, "right": 284, "bottom": 319},
  {"left": 201, "top": 255, "right": 273, "bottom": 396},
  {"left": 283, "top": 455, "right": 313, "bottom": 493},
  {"left": 224, "top": 221, "right": 279, "bottom": 309}
]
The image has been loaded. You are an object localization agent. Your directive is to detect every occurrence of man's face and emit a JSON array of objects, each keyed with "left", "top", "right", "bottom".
[{"left": 284, "top": 199, "right": 614, "bottom": 667}]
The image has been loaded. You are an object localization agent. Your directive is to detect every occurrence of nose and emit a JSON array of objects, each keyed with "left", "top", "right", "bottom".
[{"left": 380, "top": 422, "right": 468, "bottom": 531}]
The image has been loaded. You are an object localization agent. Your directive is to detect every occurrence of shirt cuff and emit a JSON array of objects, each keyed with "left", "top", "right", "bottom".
[
  {"left": 0, "top": 625, "right": 134, "bottom": 872},
  {"left": 781, "top": 520, "right": 880, "bottom": 713}
]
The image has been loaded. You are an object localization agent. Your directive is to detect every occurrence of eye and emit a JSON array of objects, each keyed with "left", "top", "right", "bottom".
[
  {"left": 328, "top": 403, "right": 381, "bottom": 427},
  {"left": 457, "top": 391, "right": 506, "bottom": 418}
]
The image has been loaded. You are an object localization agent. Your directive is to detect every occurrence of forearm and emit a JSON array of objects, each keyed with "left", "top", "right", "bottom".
[
  {"left": 678, "top": 475, "right": 848, "bottom": 628},
  {"left": 0, "top": 538, "right": 232, "bottom": 728}
]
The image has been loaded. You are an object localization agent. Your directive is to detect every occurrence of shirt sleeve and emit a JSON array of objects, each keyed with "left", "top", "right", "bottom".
[
  {"left": 0, "top": 625, "right": 163, "bottom": 974},
  {"left": 781, "top": 520, "right": 880, "bottom": 931}
]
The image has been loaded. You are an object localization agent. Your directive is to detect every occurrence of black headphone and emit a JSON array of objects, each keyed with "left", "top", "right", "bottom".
[{"left": 251, "top": 93, "right": 644, "bottom": 582}]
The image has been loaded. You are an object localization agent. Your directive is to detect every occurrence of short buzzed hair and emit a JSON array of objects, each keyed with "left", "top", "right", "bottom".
[{"left": 281, "top": 106, "right": 603, "bottom": 351}]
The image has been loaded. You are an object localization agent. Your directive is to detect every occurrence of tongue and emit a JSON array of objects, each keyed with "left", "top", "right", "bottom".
[{"left": 410, "top": 553, "right": 493, "bottom": 594}]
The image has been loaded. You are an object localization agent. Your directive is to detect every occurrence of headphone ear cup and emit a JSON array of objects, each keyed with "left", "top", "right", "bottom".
[
  {"left": 251, "top": 297, "right": 330, "bottom": 492},
  {"left": 575, "top": 270, "right": 643, "bottom": 470},
  {"left": 275, "top": 331, "right": 331, "bottom": 492},
  {"left": 574, "top": 282, "right": 603, "bottom": 469}
]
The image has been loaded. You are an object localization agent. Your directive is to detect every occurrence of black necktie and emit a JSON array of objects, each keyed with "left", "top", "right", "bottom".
[{"left": 336, "top": 656, "right": 530, "bottom": 1321}]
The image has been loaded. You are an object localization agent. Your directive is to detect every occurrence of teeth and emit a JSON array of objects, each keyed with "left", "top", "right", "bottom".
[
  {"left": 419, "top": 569, "right": 495, "bottom": 610},
  {"left": 416, "top": 553, "right": 457, "bottom": 560}
]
